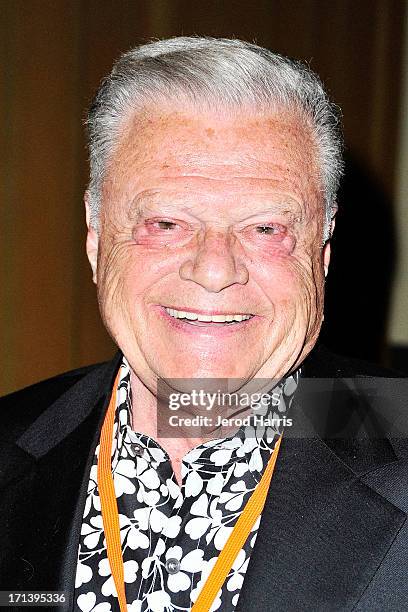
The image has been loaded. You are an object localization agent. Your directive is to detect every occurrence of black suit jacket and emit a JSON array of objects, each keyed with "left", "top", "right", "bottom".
[{"left": 1, "top": 344, "right": 407, "bottom": 611}]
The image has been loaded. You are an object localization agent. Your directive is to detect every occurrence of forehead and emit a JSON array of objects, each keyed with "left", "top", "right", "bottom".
[
  {"left": 102, "top": 106, "right": 322, "bottom": 215},
  {"left": 115, "top": 105, "right": 317, "bottom": 165}
]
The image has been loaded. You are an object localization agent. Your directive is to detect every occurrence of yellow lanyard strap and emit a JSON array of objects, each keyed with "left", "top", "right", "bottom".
[
  {"left": 97, "top": 372, "right": 128, "bottom": 612},
  {"left": 191, "top": 434, "right": 282, "bottom": 612},
  {"left": 97, "top": 372, "right": 282, "bottom": 612}
]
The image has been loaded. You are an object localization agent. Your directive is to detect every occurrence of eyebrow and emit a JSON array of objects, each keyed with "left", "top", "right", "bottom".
[
  {"left": 237, "top": 203, "right": 303, "bottom": 220},
  {"left": 127, "top": 189, "right": 304, "bottom": 222},
  {"left": 127, "top": 190, "right": 161, "bottom": 220}
]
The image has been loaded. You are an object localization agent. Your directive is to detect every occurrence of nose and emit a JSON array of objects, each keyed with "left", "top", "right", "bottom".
[{"left": 179, "top": 228, "right": 249, "bottom": 292}]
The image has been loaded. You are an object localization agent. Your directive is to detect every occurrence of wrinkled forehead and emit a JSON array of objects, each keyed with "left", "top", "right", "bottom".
[
  {"left": 101, "top": 105, "right": 323, "bottom": 221},
  {"left": 114, "top": 104, "right": 319, "bottom": 164}
]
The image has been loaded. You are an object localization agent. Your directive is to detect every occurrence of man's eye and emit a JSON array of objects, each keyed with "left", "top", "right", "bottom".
[
  {"left": 256, "top": 224, "right": 282, "bottom": 235},
  {"left": 153, "top": 221, "right": 178, "bottom": 230}
]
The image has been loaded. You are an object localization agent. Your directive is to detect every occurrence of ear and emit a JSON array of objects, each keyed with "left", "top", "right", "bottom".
[
  {"left": 323, "top": 216, "right": 336, "bottom": 277},
  {"left": 84, "top": 192, "right": 99, "bottom": 284}
]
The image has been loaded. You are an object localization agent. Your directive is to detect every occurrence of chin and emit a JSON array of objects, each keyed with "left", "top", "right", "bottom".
[
  {"left": 158, "top": 362, "right": 241, "bottom": 380},
  {"left": 163, "top": 346, "right": 255, "bottom": 376}
]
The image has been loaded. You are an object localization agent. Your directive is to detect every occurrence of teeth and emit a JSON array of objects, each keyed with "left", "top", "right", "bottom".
[
  {"left": 195, "top": 314, "right": 212, "bottom": 322},
  {"left": 212, "top": 315, "right": 228, "bottom": 322},
  {"left": 185, "top": 312, "right": 197, "bottom": 320},
  {"left": 165, "top": 307, "right": 252, "bottom": 322}
]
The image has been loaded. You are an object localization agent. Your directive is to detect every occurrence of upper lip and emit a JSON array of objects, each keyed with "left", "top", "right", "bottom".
[{"left": 162, "top": 305, "right": 254, "bottom": 316}]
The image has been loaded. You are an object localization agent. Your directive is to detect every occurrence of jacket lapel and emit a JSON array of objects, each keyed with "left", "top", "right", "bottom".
[
  {"left": 237, "top": 433, "right": 405, "bottom": 611},
  {"left": 236, "top": 355, "right": 407, "bottom": 612},
  {"left": 0, "top": 354, "right": 121, "bottom": 608}
]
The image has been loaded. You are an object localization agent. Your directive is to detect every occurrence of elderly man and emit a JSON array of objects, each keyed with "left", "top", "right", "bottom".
[{"left": 1, "top": 37, "right": 407, "bottom": 612}]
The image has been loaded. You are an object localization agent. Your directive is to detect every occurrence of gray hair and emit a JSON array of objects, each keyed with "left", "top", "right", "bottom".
[{"left": 86, "top": 36, "right": 344, "bottom": 239}]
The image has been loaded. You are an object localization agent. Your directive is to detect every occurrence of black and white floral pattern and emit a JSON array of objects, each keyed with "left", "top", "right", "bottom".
[{"left": 74, "top": 358, "right": 300, "bottom": 612}]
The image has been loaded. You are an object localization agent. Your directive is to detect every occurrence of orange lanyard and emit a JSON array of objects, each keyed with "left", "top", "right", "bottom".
[{"left": 97, "top": 371, "right": 282, "bottom": 612}]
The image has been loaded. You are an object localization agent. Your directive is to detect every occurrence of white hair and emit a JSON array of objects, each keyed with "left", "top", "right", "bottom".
[{"left": 86, "top": 36, "right": 344, "bottom": 239}]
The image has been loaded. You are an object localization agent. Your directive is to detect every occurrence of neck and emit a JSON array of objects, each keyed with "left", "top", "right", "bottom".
[{"left": 130, "top": 372, "right": 221, "bottom": 484}]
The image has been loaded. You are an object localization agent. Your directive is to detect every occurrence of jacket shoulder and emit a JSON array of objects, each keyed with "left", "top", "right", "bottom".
[
  {"left": 0, "top": 361, "right": 110, "bottom": 439},
  {"left": 302, "top": 343, "right": 406, "bottom": 378}
]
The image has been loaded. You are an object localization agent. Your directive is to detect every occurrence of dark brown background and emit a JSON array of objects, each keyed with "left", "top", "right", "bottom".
[{"left": 1, "top": 0, "right": 406, "bottom": 395}]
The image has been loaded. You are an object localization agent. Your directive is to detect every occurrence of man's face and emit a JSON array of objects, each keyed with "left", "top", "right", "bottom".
[{"left": 86, "top": 107, "right": 331, "bottom": 392}]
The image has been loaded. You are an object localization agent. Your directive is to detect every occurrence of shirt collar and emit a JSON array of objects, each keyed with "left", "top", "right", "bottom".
[{"left": 111, "top": 356, "right": 301, "bottom": 470}]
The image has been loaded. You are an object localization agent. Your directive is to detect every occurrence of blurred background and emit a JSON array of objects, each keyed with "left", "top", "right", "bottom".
[{"left": 1, "top": 0, "right": 408, "bottom": 396}]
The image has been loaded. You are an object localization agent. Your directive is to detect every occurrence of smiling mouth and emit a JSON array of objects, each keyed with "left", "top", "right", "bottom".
[{"left": 163, "top": 306, "right": 255, "bottom": 326}]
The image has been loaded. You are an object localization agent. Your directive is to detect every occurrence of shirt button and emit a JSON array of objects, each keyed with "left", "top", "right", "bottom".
[
  {"left": 131, "top": 443, "right": 144, "bottom": 457},
  {"left": 166, "top": 558, "right": 180, "bottom": 574}
]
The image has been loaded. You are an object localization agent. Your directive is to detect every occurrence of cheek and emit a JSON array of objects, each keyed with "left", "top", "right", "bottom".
[
  {"left": 97, "top": 240, "right": 136, "bottom": 309},
  {"left": 255, "top": 251, "right": 323, "bottom": 309},
  {"left": 98, "top": 241, "right": 175, "bottom": 313}
]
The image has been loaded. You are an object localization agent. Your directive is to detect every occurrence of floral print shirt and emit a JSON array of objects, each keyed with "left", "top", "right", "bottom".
[{"left": 74, "top": 358, "right": 300, "bottom": 612}]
